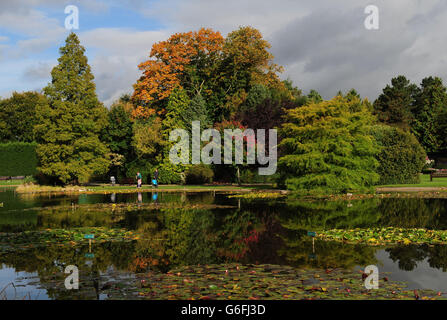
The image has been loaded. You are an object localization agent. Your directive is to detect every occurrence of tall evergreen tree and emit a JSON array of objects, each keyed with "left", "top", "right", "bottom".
[
  {"left": 411, "top": 76, "right": 447, "bottom": 152},
  {"left": 373, "top": 75, "right": 418, "bottom": 131},
  {"left": 34, "top": 33, "right": 109, "bottom": 184},
  {"left": 104, "top": 102, "right": 134, "bottom": 175},
  {"left": 181, "top": 93, "right": 212, "bottom": 133}
]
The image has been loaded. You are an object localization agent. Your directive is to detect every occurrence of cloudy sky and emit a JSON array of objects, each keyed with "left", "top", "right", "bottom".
[{"left": 1, "top": 0, "right": 446, "bottom": 105}]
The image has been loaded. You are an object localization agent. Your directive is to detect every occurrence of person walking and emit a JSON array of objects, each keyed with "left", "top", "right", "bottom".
[
  {"left": 152, "top": 168, "right": 159, "bottom": 188},
  {"left": 136, "top": 172, "right": 142, "bottom": 188}
]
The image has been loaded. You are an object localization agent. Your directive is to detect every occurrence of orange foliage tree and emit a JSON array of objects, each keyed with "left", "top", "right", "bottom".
[
  {"left": 132, "top": 26, "right": 287, "bottom": 122},
  {"left": 132, "top": 28, "right": 224, "bottom": 117}
]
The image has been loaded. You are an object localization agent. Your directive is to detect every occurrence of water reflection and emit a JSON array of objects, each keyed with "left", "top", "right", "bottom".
[{"left": 1, "top": 188, "right": 447, "bottom": 297}]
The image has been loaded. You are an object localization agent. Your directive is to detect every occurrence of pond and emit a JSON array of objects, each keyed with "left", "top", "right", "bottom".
[{"left": 0, "top": 187, "right": 446, "bottom": 299}]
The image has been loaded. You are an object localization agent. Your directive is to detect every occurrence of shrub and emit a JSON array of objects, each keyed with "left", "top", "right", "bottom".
[
  {"left": 185, "top": 165, "right": 214, "bottom": 185},
  {"left": 0, "top": 142, "right": 38, "bottom": 176},
  {"left": 371, "top": 125, "right": 426, "bottom": 184},
  {"left": 157, "top": 163, "right": 183, "bottom": 184},
  {"left": 240, "top": 168, "right": 278, "bottom": 184},
  {"left": 125, "top": 161, "right": 183, "bottom": 184}
]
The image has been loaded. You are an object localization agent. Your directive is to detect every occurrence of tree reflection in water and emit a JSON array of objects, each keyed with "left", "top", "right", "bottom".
[{"left": 1, "top": 192, "right": 447, "bottom": 298}]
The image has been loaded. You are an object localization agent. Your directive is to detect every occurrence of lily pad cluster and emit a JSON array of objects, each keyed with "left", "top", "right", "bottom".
[
  {"left": 134, "top": 263, "right": 445, "bottom": 300},
  {"left": 0, "top": 227, "right": 139, "bottom": 252},
  {"left": 228, "top": 192, "right": 287, "bottom": 199},
  {"left": 318, "top": 227, "right": 447, "bottom": 246}
]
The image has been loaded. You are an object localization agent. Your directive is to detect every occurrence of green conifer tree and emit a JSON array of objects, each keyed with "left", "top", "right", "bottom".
[
  {"left": 278, "top": 96, "right": 380, "bottom": 194},
  {"left": 34, "top": 33, "right": 109, "bottom": 184}
]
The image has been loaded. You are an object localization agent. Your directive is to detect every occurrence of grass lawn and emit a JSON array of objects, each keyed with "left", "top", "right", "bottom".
[
  {"left": 88, "top": 184, "right": 259, "bottom": 191},
  {"left": 0, "top": 179, "right": 25, "bottom": 186},
  {"left": 14, "top": 183, "right": 273, "bottom": 194},
  {"left": 377, "top": 174, "right": 447, "bottom": 188}
]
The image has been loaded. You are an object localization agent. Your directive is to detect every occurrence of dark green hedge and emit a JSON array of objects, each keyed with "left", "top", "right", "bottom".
[
  {"left": 371, "top": 125, "right": 426, "bottom": 185},
  {"left": 0, "top": 142, "right": 38, "bottom": 176},
  {"left": 185, "top": 164, "right": 214, "bottom": 185}
]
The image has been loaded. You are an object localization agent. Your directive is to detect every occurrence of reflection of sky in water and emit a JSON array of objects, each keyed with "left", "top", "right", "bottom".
[
  {"left": 0, "top": 264, "right": 48, "bottom": 299},
  {"left": 373, "top": 250, "right": 447, "bottom": 292}
]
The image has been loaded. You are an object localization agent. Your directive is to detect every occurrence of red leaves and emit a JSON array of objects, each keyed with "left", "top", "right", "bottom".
[{"left": 361, "top": 273, "right": 368, "bottom": 281}]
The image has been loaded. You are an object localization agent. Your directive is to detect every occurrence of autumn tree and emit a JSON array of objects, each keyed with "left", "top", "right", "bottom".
[
  {"left": 34, "top": 33, "right": 110, "bottom": 184},
  {"left": 132, "top": 28, "right": 224, "bottom": 118},
  {"left": 216, "top": 26, "right": 286, "bottom": 120},
  {"left": 132, "top": 26, "right": 286, "bottom": 123}
]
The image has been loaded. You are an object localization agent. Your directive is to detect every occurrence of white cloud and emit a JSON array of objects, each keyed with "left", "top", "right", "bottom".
[
  {"left": 4, "top": 0, "right": 447, "bottom": 105},
  {"left": 78, "top": 28, "right": 168, "bottom": 105}
]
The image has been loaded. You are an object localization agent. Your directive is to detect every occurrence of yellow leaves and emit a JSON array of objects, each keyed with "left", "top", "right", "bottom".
[
  {"left": 132, "top": 117, "right": 164, "bottom": 157},
  {"left": 403, "top": 238, "right": 411, "bottom": 245}
]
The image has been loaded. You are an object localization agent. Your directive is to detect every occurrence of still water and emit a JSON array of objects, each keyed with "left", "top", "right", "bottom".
[{"left": 0, "top": 188, "right": 446, "bottom": 299}]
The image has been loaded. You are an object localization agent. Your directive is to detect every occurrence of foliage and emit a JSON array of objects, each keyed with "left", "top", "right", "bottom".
[
  {"left": 156, "top": 162, "right": 184, "bottom": 184},
  {"left": 373, "top": 75, "right": 418, "bottom": 131},
  {"left": 163, "top": 87, "right": 189, "bottom": 132},
  {"left": 411, "top": 76, "right": 447, "bottom": 152},
  {"left": 132, "top": 26, "right": 286, "bottom": 123},
  {"left": 132, "top": 117, "right": 165, "bottom": 160},
  {"left": 228, "top": 192, "right": 285, "bottom": 199},
  {"left": 0, "top": 91, "right": 48, "bottom": 143},
  {"left": 132, "top": 28, "right": 225, "bottom": 115},
  {"left": 278, "top": 96, "right": 380, "bottom": 194},
  {"left": 0, "top": 142, "right": 38, "bottom": 176},
  {"left": 237, "top": 83, "right": 300, "bottom": 135},
  {"left": 104, "top": 102, "right": 134, "bottom": 165},
  {"left": 371, "top": 125, "right": 426, "bottom": 185},
  {"left": 34, "top": 33, "right": 110, "bottom": 185},
  {"left": 185, "top": 164, "right": 214, "bottom": 184},
  {"left": 318, "top": 227, "right": 447, "bottom": 246},
  {"left": 181, "top": 93, "right": 212, "bottom": 133},
  {"left": 306, "top": 89, "right": 323, "bottom": 104}
]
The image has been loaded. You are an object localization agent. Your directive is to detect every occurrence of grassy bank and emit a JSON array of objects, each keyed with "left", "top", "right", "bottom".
[
  {"left": 377, "top": 174, "right": 447, "bottom": 188},
  {"left": 14, "top": 183, "right": 265, "bottom": 195},
  {"left": 0, "top": 179, "right": 25, "bottom": 186}
]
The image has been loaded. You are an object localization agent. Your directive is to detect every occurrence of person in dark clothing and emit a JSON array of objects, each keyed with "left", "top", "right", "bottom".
[{"left": 153, "top": 169, "right": 159, "bottom": 188}]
